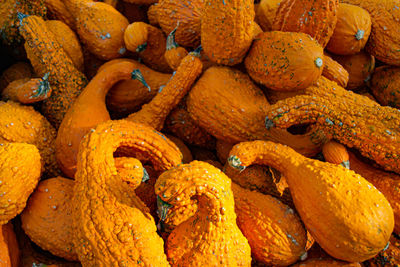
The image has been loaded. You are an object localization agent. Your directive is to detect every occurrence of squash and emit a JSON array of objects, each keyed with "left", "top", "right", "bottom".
[
  {"left": 272, "top": 0, "right": 338, "bottom": 48},
  {"left": 0, "top": 222, "right": 20, "bottom": 267},
  {"left": 322, "top": 54, "right": 349, "bottom": 88},
  {"left": 326, "top": 3, "right": 371, "bottom": 55},
  {"left": 264, "top": 76, "right": 400, "bottom": 174},
  {"left": 370, "top": 66, "right": 400, "bottom": 109},
  {"left": 2, "top": 72, "right": 51, "bottom": 104},
  {"left": 0, "top": 101, "right": 60, "bottom": 176},
  {"left": 332, "top": 51, "right": 375, "bottom": 91},
  {"left": 255, "top": 0, "right": 282, "bottom": 31},
  {"left": 201, "top": 0, "right": 254, "bottom": 65},
  {"left": 186, "top": 65, "right": 325, "bottom": 157},
  {"left": 322, "top": 140, "right": 350, "bottom": 169},
  {"left": 44, "top": 0, "right": 76, "bottom": 30},
  {"left": 228, "top": 140, "right": 394, "bottom": 262},
  {"left": 340, "top": 0, "right": 400, "bottom": 66},
  {"left": 21, "top": 177, "right": 77, "bottom": 261},
  {"left": 0, "top": 62, "right": 33, "bottom": 90},
  {"left": 72, "top": 119, "right": 181, "bottom": 266},
  {"left": 0, "top": 142, "right": 41, "bottom": 225},
  {"left": 124, "top": 22, "right": 172, "bottom": 73},
  {"left": 64, "top": 0, "right": 129, "bottom": 60},
  {"left": 244, "top": 31, "right": 324, "bottom": 91},
  {"left": 19, "top": 14, "right": 88, "bottom": 128},
  {"left": 164, "top": 26, "right": 189, "bottom": 71},
  {"left": 155, "top": 161, "right": 252, "bottom": 266}
]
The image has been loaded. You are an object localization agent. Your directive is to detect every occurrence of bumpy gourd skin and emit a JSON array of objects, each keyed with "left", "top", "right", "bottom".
[
  {"left": 155, "top": 161, "right": 252, "bottom": 266},
  {"left": 201, "top": 0, "right": 255, "bottom": 65},
  {"left": 228, "top": 140, "right": 394, "bottom": 262},
  {"left": 2, "top": 74, "right": 51, "bottom": 104},
  {"left": 264, "top": 76, "right": 400, "bottom": 174},
  {"left": 371, "top": 66, "right": 400, "bottom": 108},
  {"left": 73, "top": 119, "right": 182, "bottom": 266},
  {"left": 0, "top": 142, "right": 41, "bottom": 225},
  {"left": 44, "top": 0, "right": 76, "bottom": 30},
  {"left": 366, "top": 235, "right": 400, "bottom": 267},
  {"left": 0, "top": 101, "right": 60, "bottom": 176},
  {"left": 231, "top": 183, "right": 306, "bottom": 266}
]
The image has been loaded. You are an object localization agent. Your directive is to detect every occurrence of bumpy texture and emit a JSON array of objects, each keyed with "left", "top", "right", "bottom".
[
  {"left": 0, "top": 101, "right": 59, "bottom": 176},
  {"left": 164, "top": 27, "right": 189, "bottom": 71},
  {"left": 155, "top": 161, "right": 252, "bottom": 266},
  {"left": 371, "top": 66, "right": 400, "bottom": 108},
  {"left": 255, "top": 0, "right": 282, "bottom": 31},
  {"left": 326, "top": 3, "right": 371, "bottom": 55},
  {"left": 19, "top": 15, "right": 88, "bottom": 128},
  {"left": 21, "top": 177, "right": 77, "bottom": 261},
  {"left": 64, "top": 0, "right": 129, "bottom": 60},
  {"left": 0, "top": 222, "right": 20, "bottom": 267},
  {"left": 228, "top": 140, "right": 394, "bottom": 262},
  {"left": 2, "top": 74, "right": 51, "bottom": 104},
  {"left": 244, "top": 31, "right": 324, "bottom": 91},
  {"left": 322, "top": 54, "right": 349, "bottom": 88},
  {"left": 127, "top": 51, "right": 203, "bottom": 131},
  {"left": 44, "top": 0, "right": 76, "bottom": 30},
  {"left": 264, "top": 76, "right": 400, "bottom": 174},
  {"left": 232, "top": 183, "right": 306, "bottom": 265},
  {"left": 201, "top": 0, "right": 254, "bottom": 65},
  {"left": 73, "top": 119, "right": 182, "bottom": 266},
  {"left": 272, "top": 0, "right": 338, "bottom": 48},
  {"left": 366, "top": 235, "right": 400, "bottom": 267},
  {"left": 0, "top": 62, "right": 33, "bottom": 90},
  {"left": 340, "top": 0, "right": 400, "bottom": 65},
  {"left": 0, "top": 142, "right": 41, "bottom": 224},
  {"left": 186, "top": 66, "right": 325, "bottom": 157}
]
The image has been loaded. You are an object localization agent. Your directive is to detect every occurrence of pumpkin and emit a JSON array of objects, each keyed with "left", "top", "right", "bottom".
[
  {"left": 44, "top": 0, "right": 76, "bottom": 30},
  {"left": 2, "top": 72, "right": 51, "bottom": 104},
  {"left": 370, "top": 66, "right": 400, "bottom": 109},
  {"left": 72, "top": 120, "right": 182, "bottom": 266},
  {"left": 0, "top": 222, "right": 20, "bottom": 267},
  {"left": 155, "top": 0, "right": 204, "bottom": 48},
  {"left": 18, "top": 14, "right": 88, "bottom": 128},
  {"left": 255, "top": 0, "right": 282, "bottom": 31},
  {"left": 64, "top": 0, "right": 129, "bottom": 60},
  {"left": 322, "top": 140, "right": 350, "bottom": 169},
  {"left": 366, "top": 235, "right": 400, "bottom": 267},
  {"left": 326, "top": 3, "right": 371, "bottom": 55},
  {"left": 332, "top": 51, "right": 375, "bottom": 90},
  {"left": 244, "top": 31, "right": 324, "bottom": 91},
  {"left": 340, "top": 0, "right": 400, "bottom": 66},
  {"left": 21, "top": 177, "right": 77, "bottom": 261},
  {"left": 264, "top": 76, "right": 400, "bottom": 174},
  {"left": 228, "top": 140, "right": 394, "bottom": 262},
  {"left": 164, "top": 26, "right": 189, "bottom": 71},
  {"left": 155, "top": 161, "right": 252, "bottom": 266},
  {"left": 322, "top": 54, "right": 349, "bottom": 88},
  {"left": 201, "top": 0, "right": 254, "bottom": 65},
  {"left": 272, "top": 0, "right": 338, "bottom": 48},
  {"left": 0, "top": 101, "right": 60, "bottom": 176},
  {"left": 0, "top": 61, "right": 33, "bottom": 90},
  {"left": 124, "top": 22, "right": 172, "bottom": 73},
  {"left": 0, "top": 142, "right": 41, "bottom": 225},
  {"left": 186, "top": 65, "right": 325, "bottom": 157}
]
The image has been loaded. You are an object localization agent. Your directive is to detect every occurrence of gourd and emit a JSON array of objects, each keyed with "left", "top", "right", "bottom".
[
  {"left": 340, "top": 0, "right": 400, "bottom": 66},
  {"left": 124, "top": 22, "right": 172, "bottom": 73},
  {"left": 164, "top": 105, "right": 216, "bottom": 149},
  {"left": 216, "top": 139, "right": 235, "bottom": 163},
  {"left": 232, "top": 182, "right": 307, "bottom": 266},
  {"left": 0, "top": 101, "right": 60, "bottom": 176},
  {"left": 264, "top": 76, "right": 400, "bottom": 174},
  {"left": 291, "top": 258, "right": 362, "bottom": 266},
  {"left": 370, "top": 66, "right": 400, "bottom": 109},
  {"left": 255, "top": 0, "right": 282, "bottom": 31},
  {"left": 201, "top": 0, "right": 254, "bottom": 65},
  {"left": 64, "top": 0, "right": 129, "bottom": 60},
  {"left": 228, "top": 140, "right": 394, "bottom": 262},
  {"left": 0, "top": 142, "right": 41, "bottom": 225},
  {"left": 18, "top": 14, "right": 88, "bottom": 128},
  {"left": 2, "top": 73, "right": 51, "bottom": 104},
  {"left": 72, "top": 119, "right": 181, "bottom": 266},
  {"left": 147, "top": 4, "right": 159, "bottom": 26},
  {"left": 322, "top": 140, "right": 350, "bottom": 168},
  {"left": 366, "top": 235, "right": 400, "bottom": 267},
  {"left": 326, "top": 3, "right": 371, "bottom": 55},
  {"left": 0, "top": 62, "right": 33, "bottom": 90},
  {"left": 332, "top": 51, "right": 375, "bottom": 90},
  {"left": 0, "top": 0, "right": 46, "bottom": 45},
  {"left": 103, "top": 59, "right": 171, "bottom": 116},
  {"left": 21, "top": 177, "right": 77, "bottom": 261},
  {"left": 44, "top": 0, "right": 76, "bottom": 30},
  {"left": 272, "top": 0, "right": 338, "bottom": 48},
  {"left": 56, "top": 60, "right": 149, "bottom": 178},
  {"left": 322, "top": 54, "right": 349, "bottom": 88},
  {"left": 244, "top": 31, "right": 324, "bottom": 91},
  {"left": 155, "top": 161, "right": 252, "bottom": 266},
  {"left": 0, "top": 222, "right": 20, "bottom": 267},
  {"left": 155, "top": 0, "right": 204, "bottom": 48},
  {"left": 164, "top": 134, "right": 193, "bottom": 163},
  {"left": 164, "top": 26, "right": 189, "bottom": 71},
  {"left": 186, "top": 65, "right": 325, "bottom": 157}
]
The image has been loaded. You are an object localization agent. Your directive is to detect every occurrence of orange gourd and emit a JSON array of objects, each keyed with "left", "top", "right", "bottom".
[
  {"left": 322, "top": 54, "right": 349, "bottom": 88},
  {"left": 322, "top": 140, "right": 350, "bottom": 168},
  {"left": 0, "top": 62, "right": 33, "bottom": 90},
  {"left": 366, "top": 235, "right": 400, "bottom": 267},
  {"left": 164, "top": 26, "right": 189, "bottom": 71},
  {"left": 0, "top": 223, "right": 20, "bottom": 267},
  {"left": 370, "top": 66, "right": 400, "bottom": 108},
  {"left": 164, "top": 134, "right": 193, "bottom": 163},
  {"left": 291, "top": 258, "right": 362, "bottom": 266},
  {"left": 44, "top": 0, "right": 76, "bottom": 30},
  {"left": 255, "top": 0, "right": 282, "bottom": 31}
]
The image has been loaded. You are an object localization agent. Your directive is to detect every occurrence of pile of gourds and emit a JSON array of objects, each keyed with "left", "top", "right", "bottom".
[{"left": 0, "top": 0, "right": 400, "bottom": 265}]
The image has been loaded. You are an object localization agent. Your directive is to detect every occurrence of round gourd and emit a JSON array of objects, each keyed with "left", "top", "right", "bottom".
[
  {"left": 244, "top": 31, "right": 324, "bottom": 91},
  {"left": 370, "top": 66, "right": 400, "bottom": 109}
]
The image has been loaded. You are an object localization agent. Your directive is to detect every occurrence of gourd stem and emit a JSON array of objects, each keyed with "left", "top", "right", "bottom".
[
  {"left": 191, "top": 45, "right": 202, "bottom": 57},
  {"left": 131, "top": 69, "right": 151, "bottom": 92},
  {"left": 166, "top": 23, "right": 180, "bottom": 50},
  {"left": 142, "top": 167, "right": 149, "bottom": 182},
  {"left": 31, "top": 72, "right": 51, "bottom": 98},
  {"left": 136, "top": 43, "right": 147, "bottom": 52}
]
